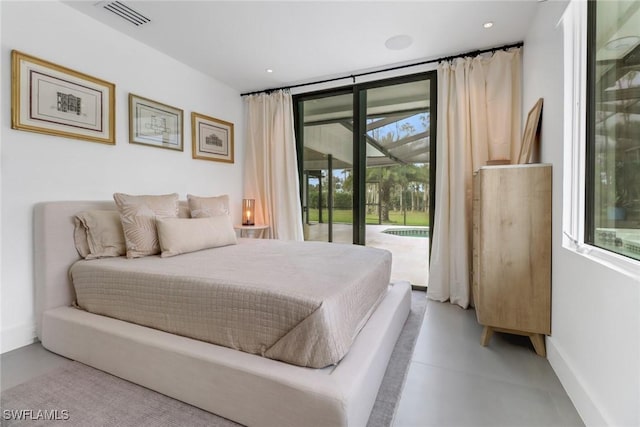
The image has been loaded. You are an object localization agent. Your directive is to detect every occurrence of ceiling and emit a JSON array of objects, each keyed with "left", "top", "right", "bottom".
[{"left": 63, "top": 0, "right": 542, "bottom": 94}]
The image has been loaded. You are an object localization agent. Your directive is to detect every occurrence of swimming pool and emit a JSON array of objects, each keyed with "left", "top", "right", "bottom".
[{"left": 382, "top": 227, "right": 429, "bottom": 238}]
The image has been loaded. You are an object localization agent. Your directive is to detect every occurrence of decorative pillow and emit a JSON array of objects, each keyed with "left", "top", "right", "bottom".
[
  {"left": 178, "top": 201, "right": 191, "bottom": 219},
  {"left": 187, "top": 194, "right": 230, "bottom": 218},
  {"left": 156, "top": 216, "right": 237, "bottom": 257},
  {"left": 73, "top": 210, "right": 126, "bottom": 259},
  {"left": 113, "top": 193, "right": 179, "bottom": 258},
  {"left": 73, "top": 220, "right": 91, "bottom": 259}
]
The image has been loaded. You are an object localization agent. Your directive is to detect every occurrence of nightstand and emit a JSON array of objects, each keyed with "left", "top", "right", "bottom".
[{"left": 234, "top": 224, "right": 269, "bottom": 239}]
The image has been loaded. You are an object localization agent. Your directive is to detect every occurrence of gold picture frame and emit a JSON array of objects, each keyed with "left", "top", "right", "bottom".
[
  {"left": 129, "top": 94, "right": 184, "bottom": 151},
  {"left": 11, "top": 50, "right": 115, "bottom": 145},
  {"left": 517, "top": 98, "right": 544, "bottom": 164},
  {"left": 191, "top": 112, "right": 234, "bottom": 163}
]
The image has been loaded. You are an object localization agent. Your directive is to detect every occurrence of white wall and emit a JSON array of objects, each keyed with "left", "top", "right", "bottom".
[
  {"left": 0, "top": 0, "right": 4, "bottom": 357},
  {"left": 0, "top": 1, "right": 245, "bottom": 353},
  {"left": 523, "top": 2, "right": 640, "bottom": 426}
]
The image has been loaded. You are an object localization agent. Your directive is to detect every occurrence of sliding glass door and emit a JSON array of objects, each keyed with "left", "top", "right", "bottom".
[
  {"left": 294, "top": 72, "right": 436, "bottom": 285},
  {"left": 363, "top": 79, "right": 432, "bottom": 286},
  {"left": 298, "top": 91, "right": 354, "bottom": 243}
]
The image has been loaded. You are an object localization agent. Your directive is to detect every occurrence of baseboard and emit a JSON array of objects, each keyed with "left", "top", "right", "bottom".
[
  {"left": 546, "top": 337, "right": 609, "bottom": 426},
  {"left": 1, "top": 322, "right": 37, "bottom": 354}
]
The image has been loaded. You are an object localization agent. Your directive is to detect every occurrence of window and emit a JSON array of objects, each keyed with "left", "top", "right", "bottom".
[{"left": 586, "top": 0, "right": 640, "bottom": 261}]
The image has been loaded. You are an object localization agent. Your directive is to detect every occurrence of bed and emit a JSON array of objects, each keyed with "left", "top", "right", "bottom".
[{"left": 35, "top": 200, "right": 412, "bottom": 427}]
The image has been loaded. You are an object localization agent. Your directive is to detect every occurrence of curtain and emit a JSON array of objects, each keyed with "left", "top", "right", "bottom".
[
  {"left": 244, "top": 90, "right": 304, "bottom": 241},
  {"left": 428, "top": 48, "right": 522, "bottom": 308}
]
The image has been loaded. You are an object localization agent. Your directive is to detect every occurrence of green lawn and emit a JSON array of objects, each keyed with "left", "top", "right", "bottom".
[{"left": 305, "top": 208, "right": 429, "bottom": 226}]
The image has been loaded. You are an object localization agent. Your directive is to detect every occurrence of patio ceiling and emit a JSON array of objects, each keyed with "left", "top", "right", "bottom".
[
  {"left": 302, "top": 80, "right": 430, "bottom": 169},
  {"left": 593, "top": 1, "right": 640, "bottom": 143}
]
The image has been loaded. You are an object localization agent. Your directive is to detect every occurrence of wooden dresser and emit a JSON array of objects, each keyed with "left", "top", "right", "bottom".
[{"left": 472, "top": 164, "right": 552, "bottom": 356}]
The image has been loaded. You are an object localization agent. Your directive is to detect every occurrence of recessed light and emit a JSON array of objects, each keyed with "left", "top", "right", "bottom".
[
  {"left": 483, "top": 22, "right": 494, "bottom": 29},
  {"left": 605, "top": 36, "right": 640, "bottom": 51},
  {"left": 265, "top": 68, "right": 273, "bottom": 73},
  {"left": 385, "top": 35, "right": 413, "bottom": 51}
]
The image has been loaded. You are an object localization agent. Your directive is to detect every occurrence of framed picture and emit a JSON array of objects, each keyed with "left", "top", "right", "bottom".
[
  {"left": 129, "top": 94, "right": 183, "bottom": 151},
  {"left": 11, "top": 50, "right": 115, "bottom": 145},
  {"left": 517, "top": 98, "right": 544, "bottom": 164},
  {"left": 191, "top": 112, "right": 234, "bottom": 163}
]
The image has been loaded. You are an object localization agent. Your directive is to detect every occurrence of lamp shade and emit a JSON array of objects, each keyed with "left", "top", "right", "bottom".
[{"left": 242, "top": 199, "right": 255, "bottom": 226}]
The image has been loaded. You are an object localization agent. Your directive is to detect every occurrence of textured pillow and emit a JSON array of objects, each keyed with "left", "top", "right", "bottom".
[
  {"left": 156, "top": 216, "right": 237, "bottom": 257},
  {"left": 187, "top": 194, "right": 230, "bottom": 218},
  {"left": 113, "top": 193, "right": 179, "bottom": 258},
  {"left": 73, "top": 210, "right": 126, "bottom": 259}
]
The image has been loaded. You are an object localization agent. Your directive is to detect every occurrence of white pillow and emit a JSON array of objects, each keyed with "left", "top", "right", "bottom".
[
  {"left": 113, "top": 193, "right": 179, "bottom": 258},
  {"left": 187, "top": 194, "right": 230, "bottom": 218},
  {"left": 156, "top": 216, "right": 237, "bottom": 258}
]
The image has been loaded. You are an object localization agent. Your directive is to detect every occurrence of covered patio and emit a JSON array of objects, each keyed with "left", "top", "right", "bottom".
[{"left": 304, "top": 223, "right": 429, "bottom": 287}]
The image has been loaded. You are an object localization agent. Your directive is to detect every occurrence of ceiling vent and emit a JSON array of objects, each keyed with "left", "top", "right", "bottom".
[{"left": 99, "top": 1, "right": 150, "bottom": 27}]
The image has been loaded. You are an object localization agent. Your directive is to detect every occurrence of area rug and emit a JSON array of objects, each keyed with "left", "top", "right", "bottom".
[{"left": 0, "top": 292, "right": 426, "bottom": 427}]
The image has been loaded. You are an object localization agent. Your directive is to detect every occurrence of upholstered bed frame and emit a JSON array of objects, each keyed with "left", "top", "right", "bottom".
[{"left": 34, "top": 201, "right": 412, "bottom": 427}]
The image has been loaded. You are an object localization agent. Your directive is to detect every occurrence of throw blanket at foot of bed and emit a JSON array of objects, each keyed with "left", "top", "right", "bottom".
[{"left": 70, "top": 239, "right": 391, "bottom": 368}]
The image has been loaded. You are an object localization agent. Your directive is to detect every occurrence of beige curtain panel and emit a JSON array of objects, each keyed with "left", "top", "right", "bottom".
[
  {"left": 244, "top": 90, "right": 304, "bottom": 241},
  {"left": 428, "top": 48, "right": 522, "bottom": 308}
]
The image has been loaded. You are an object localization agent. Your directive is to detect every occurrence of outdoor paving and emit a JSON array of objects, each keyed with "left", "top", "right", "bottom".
[{"left": 305, "top": 223, "right": 429, "bottom": 286}]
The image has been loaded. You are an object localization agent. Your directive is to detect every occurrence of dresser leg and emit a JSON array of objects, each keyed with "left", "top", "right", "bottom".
[
  {"left": 529, "top": 333, "right": 546, "bottom": 357},
  {"left": 480, "top": 326, "right": 494, "bottom": 346}
]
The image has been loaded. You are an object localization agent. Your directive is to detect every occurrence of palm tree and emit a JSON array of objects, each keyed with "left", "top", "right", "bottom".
[{"left": 363, "top": 118, "right": 430, "bottom": 222}]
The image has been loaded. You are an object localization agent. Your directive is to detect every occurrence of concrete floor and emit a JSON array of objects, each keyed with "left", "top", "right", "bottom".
[
  {"left": 305, "top": 223, "right": 429, "bottom": 286},
  {"left": 394, "top": 300, "right": 584, "bottom": 426}
]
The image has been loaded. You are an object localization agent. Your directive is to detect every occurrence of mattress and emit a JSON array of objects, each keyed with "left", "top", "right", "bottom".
[{"left": 70, "top": 238, "right": 391, "bottom": 368}]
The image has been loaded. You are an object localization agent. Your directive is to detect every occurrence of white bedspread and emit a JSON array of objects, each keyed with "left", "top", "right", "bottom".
[{"left": 70, "top": 239, "right": 391, "bottom": 367}]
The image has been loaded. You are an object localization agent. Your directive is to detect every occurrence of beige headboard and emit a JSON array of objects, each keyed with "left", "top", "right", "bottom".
[
  {"left": 33, "top": 200, "right": 190, "bottom": 338},
  {"left": 34, "top": 201, "right": 114, "bottom": 338}
]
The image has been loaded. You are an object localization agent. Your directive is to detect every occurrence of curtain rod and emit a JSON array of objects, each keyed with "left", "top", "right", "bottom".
[{"left": 240, "top": 41, "right": 523, "bottom": 97}]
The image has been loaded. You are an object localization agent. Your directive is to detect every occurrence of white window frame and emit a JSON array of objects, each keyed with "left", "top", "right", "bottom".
[{"left": 562, "top": 0, "right": 640, "bottom": 278}]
